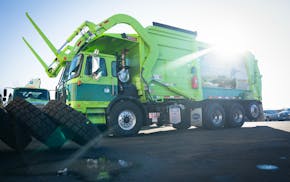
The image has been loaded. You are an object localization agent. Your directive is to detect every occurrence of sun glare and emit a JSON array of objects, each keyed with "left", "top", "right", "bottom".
[{"left": 209, "top": 26, "right": 249, "bottom": 54}]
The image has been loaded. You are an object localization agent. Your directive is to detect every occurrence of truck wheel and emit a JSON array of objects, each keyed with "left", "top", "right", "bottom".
[
  {"left": 226, "top": 103, "right": 245, "bottom": 128},
  {"left": 5, "top": 98, "right": 66, "bottom": 149},
  {"left": 0, "top": 107, "right": 32, "bottom": 151},
  {"left": 108, "top": 100, "right": 143, "bottom": 136},
  {"left": 203, "top": 103, "right": 225, "bottom": 129},
  {"left": 42, "top": 100, "right": 100, "bottom": 145},
  {"left": 246, "top": 101, "right": 262, "bottom": 121}
]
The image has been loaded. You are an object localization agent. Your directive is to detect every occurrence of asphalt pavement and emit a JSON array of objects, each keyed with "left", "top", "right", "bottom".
[{"left": 0, "top": 121, "right": 290, "bottom": 182}]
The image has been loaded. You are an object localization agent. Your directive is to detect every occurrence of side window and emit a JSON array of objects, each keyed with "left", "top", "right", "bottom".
[
  {"left": 85, "top": 56, "right": 107, "bottom": 77},
  {"left": 111, "top": 61, "right": 117, "bottom": 77},
  {"left": 99, "top": 58, "right": 108, "bottom": 76},
  {"left": 85, "top": 56, "right": 93, "bottom": 75}
]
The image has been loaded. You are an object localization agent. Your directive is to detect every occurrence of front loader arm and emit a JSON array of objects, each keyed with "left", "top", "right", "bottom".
[
  {"left": 23, "top": 13, "right": 70, "bottom": 77},
  {"left": 24, "top": 13, "right": 158, "bottom": 82},
  {"left": 59, "top": 14, "right": 159, "bottom": 82}
]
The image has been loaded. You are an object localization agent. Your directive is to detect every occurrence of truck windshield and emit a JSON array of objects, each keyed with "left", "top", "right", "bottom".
[
  {"left": 68, "top": 54, "right": 83, "bottom": 79},
  {"left": 14, "top": 88, "right": 50, "bottom": 101}
]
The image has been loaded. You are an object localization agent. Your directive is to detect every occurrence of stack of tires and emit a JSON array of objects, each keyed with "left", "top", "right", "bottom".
[
  {"left": 42, "top": 100, "right": 100, "bottom": 145},
  {"left": 0, "top": 106, "right": 31, "bottom": 151},
  {"left": 0, "top": 98, "right": 100, "bottom": 151},
  {"left": 2, "top": 97, "right": 66, "bottom": 151}
]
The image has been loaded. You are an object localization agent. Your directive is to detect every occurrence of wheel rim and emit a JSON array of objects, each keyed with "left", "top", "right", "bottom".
[
  {"left": 233, "top": 109, "right": 243, "bottom": 123},
  {"left": 211, "top": 110, "right": 223, "bottom": 125},
  {"left": 118, "top": 110, "right": 136, "bottom": 131},
  {"left": 250, "top": 104, "right": 259, "bottom": 118}
]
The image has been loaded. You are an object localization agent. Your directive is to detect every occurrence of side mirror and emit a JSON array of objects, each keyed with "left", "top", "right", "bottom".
[
  {"left": 3, "top": 89, "right": 7, "bottom": 97},
  {"left": 92, "top": 57, "right": 100, "bottom": 73},
  {"left": 92, "top": 56, "right": 101, "bottom": 79}
]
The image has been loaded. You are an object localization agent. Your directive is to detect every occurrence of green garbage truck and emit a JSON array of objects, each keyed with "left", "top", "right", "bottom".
[{"left": 23, "top": 13, "right": 263, "bottom": 136}]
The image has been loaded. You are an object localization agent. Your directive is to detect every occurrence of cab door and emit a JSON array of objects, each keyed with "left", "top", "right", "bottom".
[{"left": 82, "top": 54, "right": 118, "bottom": 102}]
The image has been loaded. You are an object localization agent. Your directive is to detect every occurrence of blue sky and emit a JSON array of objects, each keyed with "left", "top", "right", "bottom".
[{"left": 1, "top": 0, "right": 290, "bottom": 109}]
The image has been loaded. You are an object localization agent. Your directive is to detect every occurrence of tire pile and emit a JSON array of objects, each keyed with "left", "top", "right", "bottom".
[{"left": 0, "top": 98, "right": 100, "bottom": 151}]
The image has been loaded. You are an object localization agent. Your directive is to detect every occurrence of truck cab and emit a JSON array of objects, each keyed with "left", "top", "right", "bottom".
[{"left": 56, "top": 52, "right": 121, "bottom": 124}]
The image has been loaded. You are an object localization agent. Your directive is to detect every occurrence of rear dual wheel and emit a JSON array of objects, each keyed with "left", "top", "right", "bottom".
[
  {"left": 203, "top": 103, "right": 225, "bottom": 129},
  {"left": 226, "top": 103, "right": 245, "bottom": 128},
  {"left": 246, "top": 101, "right": 263, "bottom": 121},
  {"left": 203, "top": 102, "right": 246, "bottom": 129}
]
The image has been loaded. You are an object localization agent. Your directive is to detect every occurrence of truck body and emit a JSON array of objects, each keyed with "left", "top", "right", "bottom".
[{"left": 24, "top": 14, "right": 263, "bottom": 136}]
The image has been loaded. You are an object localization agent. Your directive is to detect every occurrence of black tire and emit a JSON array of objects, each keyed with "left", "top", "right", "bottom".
[
  {"left": 246, "top": 101, "right": 263, "bottom": 121},
  {"left": 226, "top": 103, "right": 245, "bottom": 128},
  {"left": 0, "top": 107, "right": 32, "bottom": 151},
  {"left": 108, "top": 100, "right": 143, "bottom": 136},
  {"left": 42, "top": 100, "right": 100, "bottom": 145},
  {"left": 5, "top": 98, "right": 66, "bottom": 149},
  {"left": 203, "top": 103, "right": 225, "bottom": 129}
]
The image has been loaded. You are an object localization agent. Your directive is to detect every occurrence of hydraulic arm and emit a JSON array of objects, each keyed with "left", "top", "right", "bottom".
[{"left": 24, "top": 13, "right": 158, "bottom": 81}]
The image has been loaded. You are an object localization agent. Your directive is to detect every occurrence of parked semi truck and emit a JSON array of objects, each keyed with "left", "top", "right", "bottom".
[{"left": 23, "top": 13, "right": 263, "bottom": 136}]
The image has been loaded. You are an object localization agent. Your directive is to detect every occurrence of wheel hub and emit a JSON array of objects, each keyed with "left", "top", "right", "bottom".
[
  {"left": 233, "top": 110, "right": 243, "bottom": 123},
  {"left": 250, "top": 104, "right": 259, "bottom": 118},
  {"left": 212, "top": 111, "right": 223, "bottom": 124},
  {"left": 118, "top": 110, "right": 136, "bottom": 131}
]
